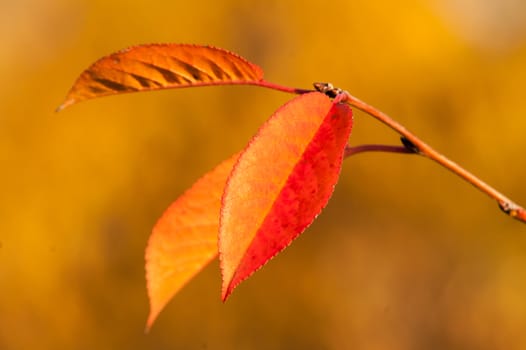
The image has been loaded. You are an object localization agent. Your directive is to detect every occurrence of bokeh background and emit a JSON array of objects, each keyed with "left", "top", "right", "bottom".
[{"left": 2, "top": 0, "right": 526, "bottom": 349}]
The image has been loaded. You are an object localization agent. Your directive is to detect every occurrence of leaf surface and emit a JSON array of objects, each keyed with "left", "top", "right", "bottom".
[
  {"left": 145, "top": 153, "right": 239, "bottom": 330},
  {"left": 58, "top": 44, "right": 264, "bottom": 110},
  {"left": 219, "top": 92, "right": 353, "bottom": 300}
]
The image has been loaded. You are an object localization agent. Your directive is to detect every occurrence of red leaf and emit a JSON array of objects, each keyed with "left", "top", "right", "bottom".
[
  {"left": 58, "top": 44, "right": 264, "bottom": 110},
  {"left": 145, "top": 153, "right": 239, "bottom": 331},
  {"left": 219, "top": 92, "right": 353, "bottom": 300}
]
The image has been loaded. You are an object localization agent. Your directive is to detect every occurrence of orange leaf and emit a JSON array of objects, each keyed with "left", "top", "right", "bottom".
[
  {"left": 219, "top": 92, "right": 353, "bottom": 300},
  {"left": 145, "top": 153, "right": 239, "bottom": 331},
  {"left": 58, "top": 44, "right": 264, "bottom": 110}
]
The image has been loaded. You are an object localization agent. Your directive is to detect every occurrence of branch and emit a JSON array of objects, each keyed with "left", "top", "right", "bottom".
[{"left": 314, "top": 83, "right": 525, "bottom": 224}]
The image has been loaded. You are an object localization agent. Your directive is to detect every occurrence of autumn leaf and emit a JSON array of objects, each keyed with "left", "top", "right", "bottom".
[
  {"left": 58, "top": 44, "right": 264, "bottom": 110},
  {"left": 219, "top": 92, "right": 353, "bottom": 300},
  {"left": 145, "top": 153, "right": 239, "bottom": 331}
]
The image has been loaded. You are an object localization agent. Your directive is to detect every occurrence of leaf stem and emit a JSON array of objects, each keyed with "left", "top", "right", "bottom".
[
  {"left": 253, "top": 80, "right": 312, "bottom": 95},
  {"left": 344, "top": 144, "right": 414, "bottom": 158},
  {"left": 339, "top": 91, "right": 525, "bottom": 223}
]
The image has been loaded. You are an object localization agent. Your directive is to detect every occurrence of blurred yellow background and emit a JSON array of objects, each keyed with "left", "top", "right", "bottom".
[{"left": 2, "top": 0, "right": 526, "bottom": 349}]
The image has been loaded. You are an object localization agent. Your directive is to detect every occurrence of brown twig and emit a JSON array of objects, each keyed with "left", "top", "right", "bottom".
[{"left": 314, "top": 83, "right": 525, "bottom": 224}]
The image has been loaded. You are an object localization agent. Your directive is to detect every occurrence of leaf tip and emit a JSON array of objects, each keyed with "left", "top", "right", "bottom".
[
  {"left": 218, "top": 246, "right": 244, "bottom": 303},
  {"left": 144, "top": 280, "right": 162, "bottom": 332},
  {"left": 220, "top": 281, "right": 234, "bottom": 302},
  {"left": 144, "top": 311, "right": 157, "bottom": 334},
  {"left": 55, "top": 98, "right": 75, "bottom": 112}
]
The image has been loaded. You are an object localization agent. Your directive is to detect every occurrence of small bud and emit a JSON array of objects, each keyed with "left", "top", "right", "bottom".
[{"left": 400, "top": 137, "right": 420, "bottom": 154}]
